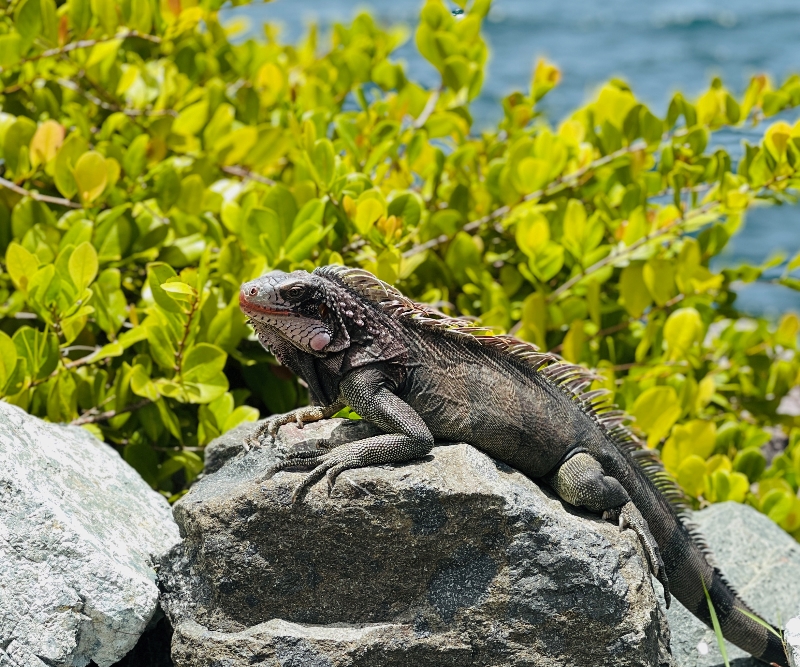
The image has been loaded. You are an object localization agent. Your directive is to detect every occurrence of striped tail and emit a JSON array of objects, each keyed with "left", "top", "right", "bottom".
[
  {"left": 485, "top": 351, "right": 790, "bottom": 665},
  {"left": 602, "top": 439, "right": 788, "bottom": 666}
]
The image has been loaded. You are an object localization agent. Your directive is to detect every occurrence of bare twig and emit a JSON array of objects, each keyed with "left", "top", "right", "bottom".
[
  {"left": 221, "top": 165, "right": 276, "bottom": 186},
  {"left": 414, "top": 86, "right": 443, "bottom": 129},
  {"left": 545, "top": 294, "right": 686, "bottom": 353},
  {"left": 0, "top": 31, "right": 161, "bottom": 73},
  {"left": 547, "top": 174, "right": 791, "bottom": 302},
  {"left": 56, "top": 77, "right": 176, "bottom": 117},
  {"left": 0, "top": 176, "right": 82, "bottom": 208},
  {"left": 71, "top": 398, "right": 151, "bottom": 426},
  {"left": 402, "top": 141, "right": 648, "bottom": 259},
  {"left": 547, "top": 203, "right": 718, "bottom": 303}
]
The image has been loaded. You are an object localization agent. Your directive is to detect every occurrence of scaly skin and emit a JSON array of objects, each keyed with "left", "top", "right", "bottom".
[{"left": 239, "top": 266, "right": 788, "bottom": 667}]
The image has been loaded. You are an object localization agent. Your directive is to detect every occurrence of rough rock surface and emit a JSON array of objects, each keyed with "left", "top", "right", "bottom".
[
  {"left": 160, "top": 417, "right": 674, "bottom": 667},
  {"left": 666, "top": 502, "right": 800, "bottom": 667},
  {"left": 787, "top": 617, "right": 800, "bottom": 667},
  {"left": 0, "top": 401, "right": 180, "bottom": 667}
]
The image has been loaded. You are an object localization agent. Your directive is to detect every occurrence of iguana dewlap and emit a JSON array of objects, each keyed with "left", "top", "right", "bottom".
[{"left": 239, "top": 265, "right": 788, "bottom": 667}]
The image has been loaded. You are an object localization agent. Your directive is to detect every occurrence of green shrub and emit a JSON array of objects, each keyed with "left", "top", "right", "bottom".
[{"left": 0, "top": 0, "right": 798, "bottom": 525}]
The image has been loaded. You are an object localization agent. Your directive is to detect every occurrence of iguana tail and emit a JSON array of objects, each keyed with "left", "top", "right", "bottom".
[{"left": 607, "top": 443, "right": 787, "bottom": 666}]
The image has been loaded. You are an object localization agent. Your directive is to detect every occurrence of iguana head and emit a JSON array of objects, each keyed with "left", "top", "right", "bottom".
[{"left": 240, "top": 270, "right": 351, "bottom": 355}]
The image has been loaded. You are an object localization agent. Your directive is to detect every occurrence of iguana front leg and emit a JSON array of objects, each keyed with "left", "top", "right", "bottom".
[
  {"left": 244, "top": 400, "right": 346, "bottom": 450},
  {"left": 262, "top": 368, "right": 434, "bottom": 502},
  {"left": 546, "top": 452, "right": 671, "bottom": 608}
]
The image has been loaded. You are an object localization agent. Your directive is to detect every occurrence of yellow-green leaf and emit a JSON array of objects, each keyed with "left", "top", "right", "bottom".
[
  {"left": 631, "top": 385, "right": 681, "bottom": 447},
  {"left": 173, "top": 99, "right": 209, "bottom": 137},
  {"left": 0, "top": 34, "right": 21, "bottom": 68},
  {"left": 516, "top": 157, "right": 549, "bottom": 193},
  {"left": 73, "top": 151, "right": 108, "bottom": 204},
  {"left": 160, "top": 281, "right": 195, "bottom": 295},
  {"left": 311, "top": 138, "right": 335, "bottom": 190},
  {"left": 677, "top": 455, "right": 707, "bottom": 497},
  {"left": 29, "top": 120, "right": 64, "bottom": 169},
  {"left": 355, "top": 198, "right": 384, "bottom": 236},
  {"left": 6, "top": 242, "right": 40, "bottom": 292},
  {"left": 643, "top": 258, "right": 675, "bottom": 306},
  {"left": 662, "top": 420, "right": 717, "bottom": 474},
  {"left": 664, "top": 307, "right": 703, "bottom": 359},
  {"left": 68, "top": 241, "right": 98, "bottom": 291},
  {"left": 0, "top": 330, "right": 18, "bottom": 389},
  {"left": 619, "top": 264, "right": 651, "bottom": 318}
]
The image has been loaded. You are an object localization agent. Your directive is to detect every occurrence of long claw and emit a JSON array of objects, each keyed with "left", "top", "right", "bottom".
[
  {"left": 606, "top": 502, "right": 671, "bottom": 608},
  {"left": 325, "top": 463, "right": 349, "bottom": 495},
  {"left": 290, "top": 462, "right": 331, "bottom": 503}
]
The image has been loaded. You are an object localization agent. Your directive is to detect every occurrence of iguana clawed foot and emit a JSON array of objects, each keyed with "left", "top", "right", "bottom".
[
  {"left": 261, "top": 444, "right": 364, "bottom": 502},
  {"left": 604, "top": 502, "right": 671, "bottom": 608},
  {"left": 263, "top": 431, "right": 433, "bottom": 503},
  {"left": 243, "top": 402, "right": 345, "bottom": 451}
]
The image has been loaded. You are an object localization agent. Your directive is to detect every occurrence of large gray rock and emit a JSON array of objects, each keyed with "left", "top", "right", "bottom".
[
  {"left": 0, "top": 401, "right": 181, "bottom": 667},
  {"left": 666, "top": 502, "right": 800, "bottom": 667},
  {"left": 160, "top": 417, "right": 674, "bottom": 667}
]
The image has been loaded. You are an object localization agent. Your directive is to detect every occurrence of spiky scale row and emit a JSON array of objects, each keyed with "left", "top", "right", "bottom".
[{"left": 316, "top": 264, "right": 733, "bottom": 579}]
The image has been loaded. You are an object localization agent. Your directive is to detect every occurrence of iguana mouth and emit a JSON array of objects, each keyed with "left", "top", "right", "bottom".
[{"left": 238, "top": 293, "right": 291, "bottom": 317}]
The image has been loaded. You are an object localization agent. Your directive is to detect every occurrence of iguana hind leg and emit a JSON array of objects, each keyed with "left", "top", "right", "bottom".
[{"left": 546, "top": 452, "right": 671, "bottom": 608}]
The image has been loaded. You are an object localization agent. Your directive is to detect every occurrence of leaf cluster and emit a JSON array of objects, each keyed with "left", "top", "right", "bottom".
[{"left": 0, "top": 0, "right": 798, "bottom": 519}]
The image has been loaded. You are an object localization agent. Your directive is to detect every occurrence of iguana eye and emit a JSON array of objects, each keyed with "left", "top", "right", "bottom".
[{"left": 283, "top": 284, "right": 308, "bottom": 300}]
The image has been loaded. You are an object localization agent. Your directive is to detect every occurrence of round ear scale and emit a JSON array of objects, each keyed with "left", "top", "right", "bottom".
[{"left": 310, "top": 331, "right": 331, "bottom": 351}]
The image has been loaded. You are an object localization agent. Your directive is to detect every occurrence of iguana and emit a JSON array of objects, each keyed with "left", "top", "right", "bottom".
[{"left": 239, "top": 265, "right": 788, "bottom": 667}]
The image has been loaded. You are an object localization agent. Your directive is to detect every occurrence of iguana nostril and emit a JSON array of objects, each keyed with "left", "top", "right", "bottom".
[{"left": 249, "top": 287, "right": 258, "bottom": 296}]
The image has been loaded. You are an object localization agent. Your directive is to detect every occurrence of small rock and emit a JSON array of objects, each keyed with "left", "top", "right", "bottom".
[
  {"left": 0, "top": 401, "right": 180, "bottom": 667},
  {"left": 666, "top": 502, "right": 800, "bottom": 667},
  {"left": 160, "top": 417, "right": 674, "bottom": 667}
]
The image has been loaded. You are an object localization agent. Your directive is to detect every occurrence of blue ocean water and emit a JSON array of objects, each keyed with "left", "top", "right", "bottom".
[{"left": 225, "top": 0, "right": 800, "bottom": 316}]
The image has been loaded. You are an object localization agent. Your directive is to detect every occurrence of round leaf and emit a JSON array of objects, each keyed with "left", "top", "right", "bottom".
[
  {"left": 355, "top": 199, "right": 384, "bottom": 236},
  {"left": 68, "top": 241, "right": 98, "bottom": 291},
  {"left": 677, "top": 454, "right": 707, "bottom": 497},
  {"left": 631, "top": 385, "right": 681, "bottom": 447},
  {"left": 73, "top": 151, "right": 108, "bottom": 204},
  {"left": 664, "top": 307, "right": 703, "bottom": 359}
]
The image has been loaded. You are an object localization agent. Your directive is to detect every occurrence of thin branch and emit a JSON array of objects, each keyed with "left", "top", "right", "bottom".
[
  {"left": 545, "top": 294, "right": 685, "bottom": 353},
  {"left": 414, "top": 85, "right": 443, "bottom": 129},
  {"left": 402, "top": 140, "right": 648, "bottom": 258},
  {"left": 71, "top": 398, "right": 151, "bottom": 426},
  {"left": 547, "top": 202, "right": 717, "bottom": 303},
  {"left": 56, "top": 77, "right": 176, "bottom": 117},
  {"left": 547, "top": 174, "right": 791, "bottom": 302},
  {"left": 612, "top": 360, "right": 688, "bottom": 373},
  {"left": 221, "top": 165, "right": 276, "bottom": 186},
  {"left": 400, "top": 107, "right": 794, "bottom": 261},
  {"left": 0, "top": 176, "right": 82, "bottom": 208},
  {"left": 0, "top": 31, "right": 161, "bottom": 73},
  {"left": 29, "top": 344, "right": 117, "bottom": 388}
]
